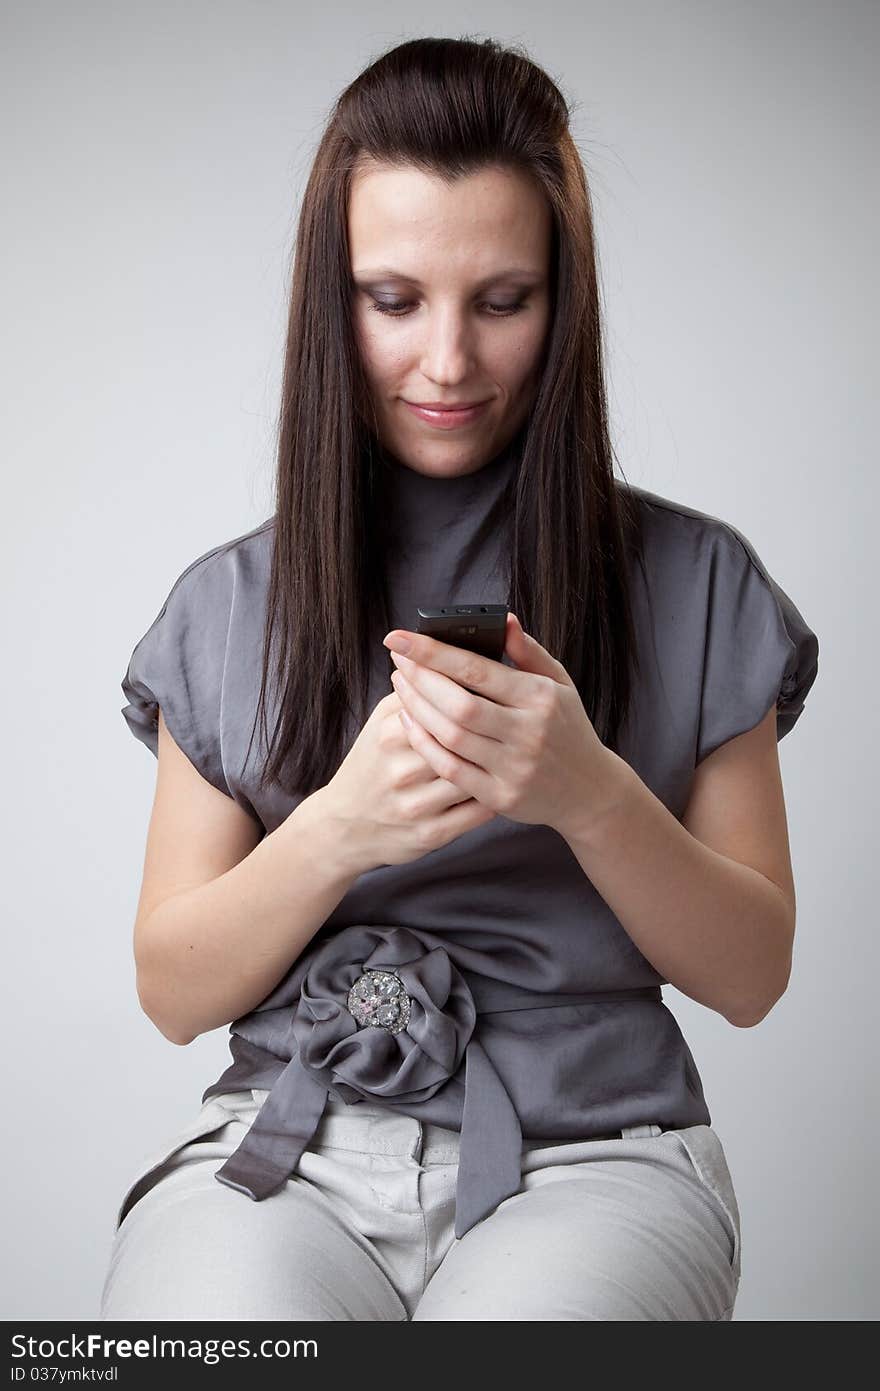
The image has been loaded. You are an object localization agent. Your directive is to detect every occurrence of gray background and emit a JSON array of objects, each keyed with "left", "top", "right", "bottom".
[{"left": 3, "top": 1, "right": 875, "bottom": 1321}]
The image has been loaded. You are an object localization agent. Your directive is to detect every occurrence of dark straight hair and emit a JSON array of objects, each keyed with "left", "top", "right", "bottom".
[{"left": 246, "top": 35, "right": 645, "bottom": 798}]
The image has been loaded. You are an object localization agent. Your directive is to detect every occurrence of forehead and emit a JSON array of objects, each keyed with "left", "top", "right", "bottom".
[{"left": 347, "top": 160, "right": 551, "bottom": 276}]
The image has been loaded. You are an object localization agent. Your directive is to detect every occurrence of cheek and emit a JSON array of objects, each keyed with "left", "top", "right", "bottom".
[
  {"left": 485, "top": 318, "right": 550, "bottom": 392},
  {"left": 356, "top": 315, "right": 411, "bottom": 385}
]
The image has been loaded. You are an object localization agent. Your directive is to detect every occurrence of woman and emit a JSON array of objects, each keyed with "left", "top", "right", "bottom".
[{"left": 100, "top": 37, "right": 818, "bottom": 1321}]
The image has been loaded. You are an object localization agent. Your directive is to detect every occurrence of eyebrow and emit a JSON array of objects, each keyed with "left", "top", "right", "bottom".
[{"left": 351, "top": 267, "right": 545, "bottom": 290}]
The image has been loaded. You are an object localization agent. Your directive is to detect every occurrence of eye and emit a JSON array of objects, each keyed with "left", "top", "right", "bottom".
[{"left": 367, "top": 298, "right": 527, "bottom": 318}]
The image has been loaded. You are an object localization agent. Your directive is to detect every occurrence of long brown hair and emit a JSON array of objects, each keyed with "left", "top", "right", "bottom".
[{"left": 246, "top": 36, "right": 645, "bottom": 799}]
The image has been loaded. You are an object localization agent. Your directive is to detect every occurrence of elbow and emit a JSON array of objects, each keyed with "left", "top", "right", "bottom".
[
  {"left": 136, "top": 975, "right": 196, "bottom": 1047},
  {"left": 727, "top": 994, "right": 776, "bottom": 1027},
  {"left": 727, "top": 968, "right": 793, "bottom": 1029},
  {"left": 161, "top": 1024, "right": 197, "bottom": 1047},
  {"left": 727, "top": 1002, "right": 771, "bottom": 1029},
  {"left": 145, "top": 1006, "right": 196, "bottom": 1048},
  {"left": 728, "top": 904, "right": 795, "bottom": 1028}
]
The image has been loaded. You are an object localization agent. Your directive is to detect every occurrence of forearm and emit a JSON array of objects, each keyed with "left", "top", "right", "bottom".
[
  {"left": 136, "top": 788, "right": 368, "bottom": 1045},
  {"left": 558, "top": 754, "right": 794, "bottom": 1027}
]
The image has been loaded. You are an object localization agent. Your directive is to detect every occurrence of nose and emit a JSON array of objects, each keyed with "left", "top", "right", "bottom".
[{"left": 418, "top": 307, "right": 477, "bottom": 386}]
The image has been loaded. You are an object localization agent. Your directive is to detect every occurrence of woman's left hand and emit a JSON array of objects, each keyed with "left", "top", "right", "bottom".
[{"left": 383, "top": 613, "right": 630, "bottom": 841}]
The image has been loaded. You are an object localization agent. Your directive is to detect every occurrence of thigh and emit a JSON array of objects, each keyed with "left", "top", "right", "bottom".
[
  {"left": 99, "top": 1095, "right": 407, "bottom": 1322},
  {"left": 413, "top": 1129, "right": 739, "bottom": 1321}
]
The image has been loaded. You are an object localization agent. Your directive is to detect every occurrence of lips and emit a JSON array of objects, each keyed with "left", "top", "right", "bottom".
[
  {"left": 403, "top": 399, "right": 491, "bottom": 428},
  {"left": 406, "top": 400, "right": 488, "bottom": 410}
]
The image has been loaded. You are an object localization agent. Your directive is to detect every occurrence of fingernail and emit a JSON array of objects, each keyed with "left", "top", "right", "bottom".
[{"left": 384, "top": 634, "right": 412, "bottom": 654}]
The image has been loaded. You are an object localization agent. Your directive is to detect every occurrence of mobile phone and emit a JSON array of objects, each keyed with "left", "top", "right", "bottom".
[{"left": 415, "top": 604, "right": 509, "bottom": 662}]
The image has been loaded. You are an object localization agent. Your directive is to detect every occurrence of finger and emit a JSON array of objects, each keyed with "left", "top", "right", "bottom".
[
  {"left": 389, "top": 650, "right": 513, "bottom": 742},
  {"left": 392, "top": 670, "right": 500, "bottom": 801},
  {"left": 392, "top": 667, "right": 500, "bottom": 767},
  {"left": 383, "top": 631, "right": 523, "bottom": 708}
]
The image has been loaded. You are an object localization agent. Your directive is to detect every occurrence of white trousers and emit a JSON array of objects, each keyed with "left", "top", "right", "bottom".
[{"left": 99, "top": 1088, "right": 742, "bottom": 1321}]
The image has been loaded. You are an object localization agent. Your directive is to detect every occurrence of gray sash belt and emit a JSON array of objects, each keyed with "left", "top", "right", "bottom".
[{"left": 212, "top": 923, "right": 662, "bottom": 1239}]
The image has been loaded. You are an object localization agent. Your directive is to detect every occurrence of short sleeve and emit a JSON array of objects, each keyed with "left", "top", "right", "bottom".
[
  {"left": 696, "top": 528, "right": 819, "bottom": 766},
  {"left": 121, "top": 550, "right": 233, "bottom": 796}
]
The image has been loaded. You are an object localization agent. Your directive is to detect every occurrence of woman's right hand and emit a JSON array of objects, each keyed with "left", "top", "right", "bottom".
[{"left": 320, "top": 689, "right": 498, "bottom": 869}]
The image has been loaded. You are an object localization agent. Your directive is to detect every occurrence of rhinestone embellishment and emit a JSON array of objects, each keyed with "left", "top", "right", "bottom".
[{"left": 347, "top": 968, "right": 411, "bottom": 1035}]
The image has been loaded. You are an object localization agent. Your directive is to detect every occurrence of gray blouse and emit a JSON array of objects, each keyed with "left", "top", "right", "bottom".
[{"left": 121, "top": 441, "right": 819, "bottom": 1238}]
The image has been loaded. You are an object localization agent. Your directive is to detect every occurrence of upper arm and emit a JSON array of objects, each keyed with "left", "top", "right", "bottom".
[
  {"left": 133, "top": 707, "right": 263, "bottom": 960},
  {"left": 682, "top": 703, "right": 796, "bottom": 932}
]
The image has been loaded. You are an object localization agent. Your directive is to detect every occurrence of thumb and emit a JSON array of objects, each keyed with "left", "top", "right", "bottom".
[{"left": 504, "top": 612, "right": 571, "bottom": 684}]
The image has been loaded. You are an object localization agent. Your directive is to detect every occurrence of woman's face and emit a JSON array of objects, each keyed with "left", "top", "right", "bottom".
[{"left": 348, "top": 159, "right": 552, "bottom": 479}]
